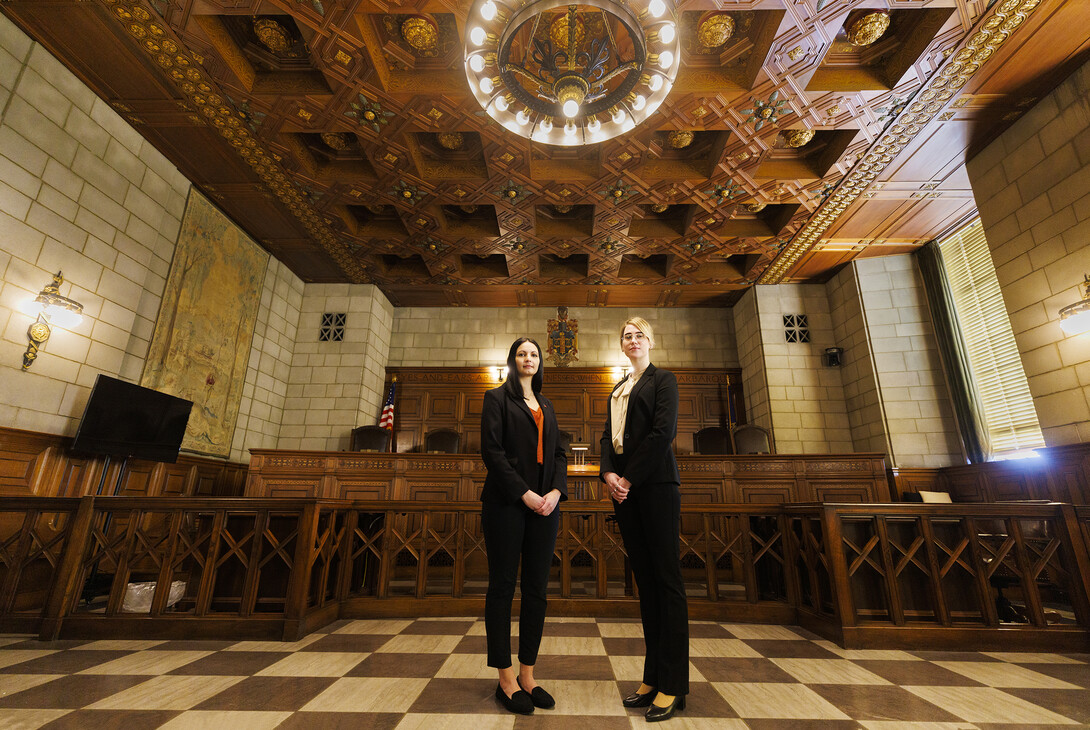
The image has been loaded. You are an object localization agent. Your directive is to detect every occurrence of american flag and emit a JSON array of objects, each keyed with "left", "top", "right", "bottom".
[{"left": 378, "top": 382, "right": 396, "bottom": 430}]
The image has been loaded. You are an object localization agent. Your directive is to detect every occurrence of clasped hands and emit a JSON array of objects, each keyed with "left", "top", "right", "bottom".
[
  {"left": 602, "top": 472, "right": 631, "bottom": 503},
  {"left": 522, "top": 488, "right": 561, "bottom": 516}
]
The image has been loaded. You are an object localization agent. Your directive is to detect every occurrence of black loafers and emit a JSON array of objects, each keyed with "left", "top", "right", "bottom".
[
  {"left": 622, "top": 688, "right": 656, "bottom": 708},
  {"left": 517, "top": 677, "right": 556, "bottom": 709},
  {"left": 495, "top": 683, "right": 534, "bottom": 715},
  {"left": 646, "top": 694, "right": 685, "bottom": 722}
]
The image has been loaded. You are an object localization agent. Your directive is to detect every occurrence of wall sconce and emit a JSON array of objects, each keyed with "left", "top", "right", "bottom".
[
  {"left": 822, "top": 347, "right": 844, "bottom": 367},
  {"left": 22, "top": 271, "right": 83, "bottom": 370},
  {"left": 494, "top": 365, "right": 508, "bottom": 381},
  {"left": 1059, "top": 274, "right": 1090, "bottom": 335}
]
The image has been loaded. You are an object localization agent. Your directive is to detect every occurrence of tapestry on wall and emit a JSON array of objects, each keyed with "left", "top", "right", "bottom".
[{"left": 142, "top": 191, "right": 269, "bottom": 457}]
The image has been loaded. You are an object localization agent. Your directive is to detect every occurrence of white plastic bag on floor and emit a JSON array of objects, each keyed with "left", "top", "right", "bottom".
[{"left": 122, "top": 580, "right": 186, "bottom": 612}]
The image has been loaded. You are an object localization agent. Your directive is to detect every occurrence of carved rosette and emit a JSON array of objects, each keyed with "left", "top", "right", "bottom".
[
  {"left": 697, "top": 13, "right": 735, "bottom": 49},
  {"left": 437, "top": 132, "right": 465, "bottom": 150},
  {"left": 667, "top": 130, "right": 694, "bottom": 149},
  {"left": 847, "top": 12, "right": 890, "bottom": 47},
  {"left": 784, "top": 129, "right": 815, "bottom": 148},
  {"left": 401, "top": 16, "right": 439, "bottom": 55},
  {"left": 321, "top": 132, "right": 350, "bottom": 150},
  {"left": 253, "top": 18, "right": 292, "bottom": 53}
]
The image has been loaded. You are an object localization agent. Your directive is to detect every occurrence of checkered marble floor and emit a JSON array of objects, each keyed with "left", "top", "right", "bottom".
[{"left": 1, "top": 618, "right": 1088, "bottom": 729}]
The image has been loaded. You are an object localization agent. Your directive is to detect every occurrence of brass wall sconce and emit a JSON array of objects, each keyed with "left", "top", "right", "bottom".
[
  {"left": 1059, "top": 274, "right": 1090, "bottom": 336},
  {"left": 22, "top": 271, "right": 84, "bottom": 370}
]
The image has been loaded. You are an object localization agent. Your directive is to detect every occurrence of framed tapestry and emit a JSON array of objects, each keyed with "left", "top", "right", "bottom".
[{"left": 142, "top": 190, "right": 269, "bottom": 457}]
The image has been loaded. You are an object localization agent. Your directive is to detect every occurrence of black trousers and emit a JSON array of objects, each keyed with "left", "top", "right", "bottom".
[
  {"left": 613, "top": 481, "right": 689, "bottom": 695},
  {"left": 482, "top": 498, "right": 560, "bottom": 668}
]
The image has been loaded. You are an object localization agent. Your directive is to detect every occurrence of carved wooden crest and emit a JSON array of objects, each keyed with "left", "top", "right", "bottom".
[{"left": 546, "top": 306, "right": 579, "bottom": 367}]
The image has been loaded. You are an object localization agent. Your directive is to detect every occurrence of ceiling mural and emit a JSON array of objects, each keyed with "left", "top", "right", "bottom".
[{"left": 3, "top": 0, "right": 1088, "bottom": 307}]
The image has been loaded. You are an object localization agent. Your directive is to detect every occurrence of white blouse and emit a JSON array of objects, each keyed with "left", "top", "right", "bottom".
[{"left": 609, "top": 367, "right": 645, "bottom": 455}]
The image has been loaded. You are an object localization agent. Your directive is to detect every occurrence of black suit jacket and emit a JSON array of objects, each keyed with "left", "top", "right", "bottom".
[
  {"left": 481, "top": 386, "right": 568, "bottom": 505},
  {"left": 599, "top": 364, "right": 681, "bottom": 489}
]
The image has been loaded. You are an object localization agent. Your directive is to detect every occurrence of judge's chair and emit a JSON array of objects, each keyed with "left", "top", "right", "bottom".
[
  {"left": 731, "top": 423, "right": 772, "bottom": 454},
  {"left": 350, "top": 425, "right": 391, "bottom": 452},
  {"left": 424, "top": 428, "right": 461, "bottom": 454},
  {"left": 692, "top": 426, "right": 733, "bottom": 455}
]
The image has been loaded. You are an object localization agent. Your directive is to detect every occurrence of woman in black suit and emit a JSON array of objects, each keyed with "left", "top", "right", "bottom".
[
  {"left": 481, "top": 337, "right": 567, "bottom": 715},
  {"left": 600, "top": 316, "right": 688, "bottom": 722}
]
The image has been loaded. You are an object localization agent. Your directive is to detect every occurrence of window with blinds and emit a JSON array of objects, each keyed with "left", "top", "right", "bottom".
[{"left": 938, "top": 219, "right": 1045, "bottom": 456}]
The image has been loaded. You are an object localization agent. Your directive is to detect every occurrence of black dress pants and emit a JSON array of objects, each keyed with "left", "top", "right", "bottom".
[
  {"left": 613, "top": 481, "right": 689, "bottom": 695},
  {"left": 482, "top": 499, "right": 560, "bottom": 668}
]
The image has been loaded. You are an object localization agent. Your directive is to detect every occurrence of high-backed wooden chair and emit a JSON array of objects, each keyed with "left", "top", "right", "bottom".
[
  {"left": 424, "top": 428, "right": 461, "bottom": 454},
  {"left": 558, "top": 430, "right": 575, "bottom": 454},
  {"left": 732, "top": 423, "right": 772, "bottom": 454},
  {"left": 350, "top": 425, "right": 391, "bottom": 452},
  {"left": 693, "top": 426, "right": 733, "bottom": 455}
]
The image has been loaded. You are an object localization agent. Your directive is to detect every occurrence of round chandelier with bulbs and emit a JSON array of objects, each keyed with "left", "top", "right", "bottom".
[{"left": 465, "top": 0, "right": 680, "bottom": 146}]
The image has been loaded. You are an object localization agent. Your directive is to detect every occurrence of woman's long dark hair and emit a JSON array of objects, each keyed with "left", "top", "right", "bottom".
[{"left": 503, "top": 337, "right": 544, "bottom": 397}]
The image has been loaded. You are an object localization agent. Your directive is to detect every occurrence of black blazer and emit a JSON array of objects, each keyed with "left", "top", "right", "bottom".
[
  {"left": 481, "top": 386, "right": 568, "bottom": 505},
  {"left": 599, "top": 364, "right": 681, "bottom": 489}
]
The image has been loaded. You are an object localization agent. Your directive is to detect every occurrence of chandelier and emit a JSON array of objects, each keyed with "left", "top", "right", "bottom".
[{"left": 464, "top": 0, "right": 680, "bottom": 145}]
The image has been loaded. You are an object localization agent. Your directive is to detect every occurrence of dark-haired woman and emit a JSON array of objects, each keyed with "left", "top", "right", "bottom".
[
  {"left": 600, "top": 316, "right": 688, "bottom": 722},
  {"left": 481, "top": 337, "right": 567, "bottom": 715}
]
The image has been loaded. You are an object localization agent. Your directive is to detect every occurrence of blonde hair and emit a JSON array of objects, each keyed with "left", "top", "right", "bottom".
[{"left": 619, "top": 316, "right": 655, "bottom": 348}]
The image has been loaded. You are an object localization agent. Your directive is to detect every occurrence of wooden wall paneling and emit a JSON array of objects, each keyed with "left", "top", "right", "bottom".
[{"left": 739, "top": 484, "right": 795, "bottom": 503}]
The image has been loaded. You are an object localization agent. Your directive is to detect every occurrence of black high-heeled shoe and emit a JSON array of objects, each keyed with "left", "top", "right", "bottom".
[
  {"left": 494, "top": 683, "right": 534, "bottom": 715},
  {"left": 622, "top": 687, "right": 656, "bottom": 708},
  {"left": 645, "top": 694, "right": 685, "bottom": 722},
  {"left": 517, "top": 676, "right": 555, "bottom": 709}
]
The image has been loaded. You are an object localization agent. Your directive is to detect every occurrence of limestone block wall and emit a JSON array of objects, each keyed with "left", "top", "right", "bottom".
[
  {"left": 279, "top": 284, "right": 393, "bottom": 451},
  {"left": 755, "top": 284, "right": 852, "bottom": 453},
  {"left": 230, "top": 259, "right": 304, "bottom": 462},
  {"left": 828, "top": 262, "right": 887, "bottom": 454},
  {"left": 967, "top": 56, "right": 1090, "bottom": 445},
  {"left": 388, "top": 307, "right": 737, "bottom": 368},
  {"left": 853, "top": 256, "right": 963, "bottom": 467},
  {"left": 732, "top": 289, "right": 771, "bottom": 432},
  {"left": 0, "top": 15, "right": 189, "bottom": 435}
]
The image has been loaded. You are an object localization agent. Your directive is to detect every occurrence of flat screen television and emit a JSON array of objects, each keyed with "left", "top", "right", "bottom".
[{"left": 70, "top": 375, "right": 194, "bottom": 463}]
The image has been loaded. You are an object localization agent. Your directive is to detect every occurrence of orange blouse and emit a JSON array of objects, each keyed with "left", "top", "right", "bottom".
[{"left": 531, "top": 406, "right": 544, "bottom": 464}]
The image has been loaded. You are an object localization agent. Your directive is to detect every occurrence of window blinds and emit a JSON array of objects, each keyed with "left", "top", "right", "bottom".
[{"left": 938, "top": 219, "right": 1044, "bottom": 455}]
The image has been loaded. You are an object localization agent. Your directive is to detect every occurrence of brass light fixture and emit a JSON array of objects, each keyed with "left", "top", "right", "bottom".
[
  {"left": 697, "top": 13, "right": 734, "bottom": 49},
  {"left": 465, "top": 0, "right": 680, "bottom": 145},
  {"left": 1059, "top": 274, "right": 1090, "bottom": 335},
  {"left": 22, "top": 272, "right": 84, "bottom": 370}
]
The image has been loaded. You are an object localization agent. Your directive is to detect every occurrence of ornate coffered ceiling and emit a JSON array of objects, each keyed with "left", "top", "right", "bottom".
[{"left": 4, "top": 0, "right": 1088, "bottom": 306}]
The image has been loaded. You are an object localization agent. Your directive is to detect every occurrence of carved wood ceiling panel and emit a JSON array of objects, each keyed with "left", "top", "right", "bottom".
[{"left": 3, "top": 0, "right": 1088, "bottom": 306}]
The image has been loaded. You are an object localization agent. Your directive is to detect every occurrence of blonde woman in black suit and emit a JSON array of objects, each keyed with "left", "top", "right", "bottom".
[
  {"left": 480, "top": 337, "right": 567, "bottom": 715},
  {"left": 600, "top": 316, "right": 688, "bottom": 722}
]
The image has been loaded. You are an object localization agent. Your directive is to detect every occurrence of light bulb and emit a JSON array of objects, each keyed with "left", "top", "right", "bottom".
[
  {"left": 495, "top": 95, "right": 509, "bottom": 111},
  {"left": 587, "top": 118, "right": 601, "bottom": 133},
  {"left": 659, "top": 23, "right": 676, "bottom": 43},
  {"left": 649, "top": 0, "right": 665, "bottom": 18},
  {"left": 562, "top": 99, "right": 579, "bottom": 118},
  {"left": 540, "top": 118, "right": 553, "bottom": 133},
  {"left": 612, "top": 108, "right": 626, "bottom": 123},
  {"left": 632, "top": 94, "right": 646, "bottom": 110},
  {"left": 481, "top": 1, "right": 497, "bottom": 20},
  {"left": 564, "top": 120, "right": 577, "bottom": 136},
  {"left": 659, "top": 51, "right": 674, "bottom": 69},
  {"left": 469, "top": 55, "right": 485, "bottom": 72},
  {"left": 516, "top": 109, "right": 530, "bottom": 125},
  {"left": 470, "top": 26, "right": 486, "bottom": 45},
  {"left": 479, "top": 77, "right": 494, "bottom": 94},
  {"left": 648, "top": 75, "right": 663, "bottom": 91}
]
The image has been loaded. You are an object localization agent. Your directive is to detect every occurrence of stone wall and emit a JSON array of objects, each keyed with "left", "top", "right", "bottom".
[{"left": 967, "top": 56, "right": 1090, "bottom": 445}]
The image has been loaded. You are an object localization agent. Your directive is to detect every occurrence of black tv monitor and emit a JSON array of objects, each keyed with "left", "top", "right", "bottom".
[{"left": 70, "top": 375, "right": 194, "bottom": 463}]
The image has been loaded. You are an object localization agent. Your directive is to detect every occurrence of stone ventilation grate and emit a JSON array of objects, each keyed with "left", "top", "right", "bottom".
[
  {"left": 319, "top": 312, "right": 346, "bottom": 342},
  {"left": 784, "top": 314, "right": 809, "bottom": 343}
]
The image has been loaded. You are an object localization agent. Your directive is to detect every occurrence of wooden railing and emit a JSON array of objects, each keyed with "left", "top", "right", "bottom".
[{"left": 2, "top": 497, "right": 1089, "bottom": 650}]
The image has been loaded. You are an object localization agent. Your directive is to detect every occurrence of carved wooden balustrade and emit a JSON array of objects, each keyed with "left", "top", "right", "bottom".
[{"left": 2, "top": 497, "right": 1089, "bottom": 650}]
